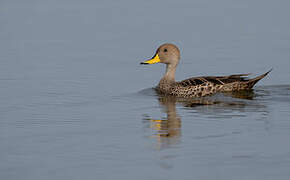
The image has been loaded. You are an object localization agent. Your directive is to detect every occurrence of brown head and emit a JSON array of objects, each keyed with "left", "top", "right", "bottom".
[{"left": 141, "top": 43, "right": 181, "bottom": 67}]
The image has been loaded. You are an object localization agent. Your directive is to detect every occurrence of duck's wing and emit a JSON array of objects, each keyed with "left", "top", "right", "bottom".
[
  {"left": 178, "top": 73, "right": 250, "bottom": 87},
  {"left": 178, "top": 69, "right": 272, "bottom": 88}
]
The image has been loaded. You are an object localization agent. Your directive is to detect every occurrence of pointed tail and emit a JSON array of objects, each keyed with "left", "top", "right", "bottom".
[{"left": 247, "top": 68, "right": 272, "bottom": 88}]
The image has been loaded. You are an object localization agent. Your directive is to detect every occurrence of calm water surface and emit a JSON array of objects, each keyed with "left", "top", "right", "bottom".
[{"left": 1, "top": 0, "right": 290, "bottom": 179}]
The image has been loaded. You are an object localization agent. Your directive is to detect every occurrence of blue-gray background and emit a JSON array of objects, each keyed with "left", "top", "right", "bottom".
[{"left": 1, "top": 0, "right": 290, "bottom": 180}]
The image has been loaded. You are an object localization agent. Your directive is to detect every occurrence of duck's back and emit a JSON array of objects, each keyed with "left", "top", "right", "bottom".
[{"left": 157, "top": 70, "right": 271, "bottom": 98}]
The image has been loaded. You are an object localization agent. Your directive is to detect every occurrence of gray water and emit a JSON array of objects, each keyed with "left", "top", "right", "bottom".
[{"left": 1, "top": 0, "right": 290, "bottom": 179}]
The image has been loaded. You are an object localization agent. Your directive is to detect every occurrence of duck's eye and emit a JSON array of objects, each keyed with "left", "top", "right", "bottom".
[{"left": 164, "top": 48, "right": 168, "bottom": 52}]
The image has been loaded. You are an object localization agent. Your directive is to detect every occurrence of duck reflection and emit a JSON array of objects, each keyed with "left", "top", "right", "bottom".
[
  {"left": 143, "top": 89, "right": 267, "bottom": 150},
  {"left": 143, "top": 96, "right": 181, "bottom": 150},
  {"left": 143, "top": 95, "right": 224, "bottom": 150}
]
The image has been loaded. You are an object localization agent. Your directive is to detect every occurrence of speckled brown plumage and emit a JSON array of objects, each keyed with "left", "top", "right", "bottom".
[
  {"left": 156, "top": 71, "right": 271, "bottom": 98},
  {"left": 141, "top": 43, "right": 271, "bottom": 98}
]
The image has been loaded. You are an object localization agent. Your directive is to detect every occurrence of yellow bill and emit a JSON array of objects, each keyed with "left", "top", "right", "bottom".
[{"left": 140, "top": 54, "right": 161, "bottom": 64}]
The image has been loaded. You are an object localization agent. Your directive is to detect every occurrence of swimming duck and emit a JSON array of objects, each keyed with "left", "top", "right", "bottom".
[{"left": 141, "top": 43, "right": 271, "bottom": 98}]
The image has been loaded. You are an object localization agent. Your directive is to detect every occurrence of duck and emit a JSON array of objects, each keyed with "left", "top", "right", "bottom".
[{"left": 140, "top": 43, "right": 271, "bottom": 98}]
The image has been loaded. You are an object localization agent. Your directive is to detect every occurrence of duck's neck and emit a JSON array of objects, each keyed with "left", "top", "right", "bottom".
[
  {"left": 162, "top": 64, "right": 176, "bottom": 82},
  {"left": 157, "top": 64, "right": 177, "bottom": 94}
]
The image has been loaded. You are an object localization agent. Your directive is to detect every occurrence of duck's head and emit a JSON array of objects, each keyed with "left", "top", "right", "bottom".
[{"left": 141, "top": 43, "right": 180, "bottom": 66}]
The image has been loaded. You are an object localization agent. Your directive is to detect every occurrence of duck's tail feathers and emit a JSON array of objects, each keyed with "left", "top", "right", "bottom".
[{"left": 247, "top": 68, "right": 272, "bottom": 88}]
